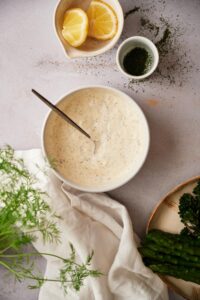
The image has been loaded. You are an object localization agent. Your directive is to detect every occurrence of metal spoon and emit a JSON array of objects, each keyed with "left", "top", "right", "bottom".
[{"left": 32, "top": 89, "right": 91, "bottom": 140}]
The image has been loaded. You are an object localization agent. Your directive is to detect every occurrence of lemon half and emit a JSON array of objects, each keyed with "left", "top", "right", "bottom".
[
  {"left": 87, "top": 0, "right": 118, "bottom": 40},
  {"left": 62, "top": 8, "right": 88, "bottom": 47}
]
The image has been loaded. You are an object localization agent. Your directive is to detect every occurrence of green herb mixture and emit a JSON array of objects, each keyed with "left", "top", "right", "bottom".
[{"left": 123, "top": 47, "right": 152, "bottom": 76}]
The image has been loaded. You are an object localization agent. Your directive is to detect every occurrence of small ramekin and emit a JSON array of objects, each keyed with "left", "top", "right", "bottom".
[{"left": 116, "top": 36, "right": 159, "bottom": 80}]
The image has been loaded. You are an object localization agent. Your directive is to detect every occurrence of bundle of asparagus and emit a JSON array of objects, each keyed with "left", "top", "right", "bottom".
[{"left": 139, "top": 229, "right": 200, "bottom": 284}]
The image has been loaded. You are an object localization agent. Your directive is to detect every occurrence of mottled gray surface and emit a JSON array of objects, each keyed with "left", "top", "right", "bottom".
[{"left": 0, "top": 0, "right": 200, "bottom": 299}]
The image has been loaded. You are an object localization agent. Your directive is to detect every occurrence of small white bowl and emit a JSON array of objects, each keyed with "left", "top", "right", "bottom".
[
  {"left": 54, "top": 0, "right": 124, "bottom": 59},
  {"left": 42, "top": 85, "right": 150, "bottom": 193},
  {"left": 116, "top": 36, "right": 159, "bottom": 80}
]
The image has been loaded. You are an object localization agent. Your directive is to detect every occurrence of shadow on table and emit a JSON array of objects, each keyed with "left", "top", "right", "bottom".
[{"left": 109, "top": 111, "right": 178, "bottom": 238}]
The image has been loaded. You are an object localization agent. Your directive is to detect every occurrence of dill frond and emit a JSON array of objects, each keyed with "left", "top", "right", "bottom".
[{"left": 0, "top": 146, "right": 102, "bottom": 295}]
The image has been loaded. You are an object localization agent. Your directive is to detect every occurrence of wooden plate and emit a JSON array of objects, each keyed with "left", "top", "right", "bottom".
[{"left": 147, "top": 176, "right": 200, "bottom": 300}]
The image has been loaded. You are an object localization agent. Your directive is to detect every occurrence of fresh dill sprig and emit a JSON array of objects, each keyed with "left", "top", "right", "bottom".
[
  {"left": 59, "top": 244, "right": 102, "bottom": 294},
  {"left": 0, "top": 244, "right": 102, "bottom": 293},
  {"left": 0, "top": 146, "right": 102, "bottom": 294},
  {"left": 0, "top": 145, "right": 60, "bottom": 244}
]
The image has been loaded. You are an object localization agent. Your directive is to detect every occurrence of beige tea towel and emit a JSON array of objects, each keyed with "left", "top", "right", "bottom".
[{"left": 16, "top": 149, "right": 168, "bottom": 300}]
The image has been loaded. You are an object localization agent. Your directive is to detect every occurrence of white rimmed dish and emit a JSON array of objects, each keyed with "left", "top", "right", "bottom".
[
  {"left": 116, "top": 36, "right": 159, "bottom": 80},
  {"left": 147, "top": 176, "right": 200, "bottom": 300},
  {"left": 54, "top": 0, "right": 124, "bottom": 58},
  {"left": 42, "top": 85, "right": 150, "bottom": 193}
]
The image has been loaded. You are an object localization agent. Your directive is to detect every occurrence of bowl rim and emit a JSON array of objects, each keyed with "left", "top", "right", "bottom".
[
  {"left": 41, "top": 85, "right": 150, "bottom": 192},
  {"left": 116, "top": 36, "right": 159, "bottom": 80},
  {"left": 53, "top": 0, "right": 124, "bottom": 58},
  {"left": 147, "top": 175, "right": 200, "bottom": 233}
]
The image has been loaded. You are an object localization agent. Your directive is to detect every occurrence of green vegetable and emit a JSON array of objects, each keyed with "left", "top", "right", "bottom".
[
  {"left": 145, "top": 229, "right": 200, "bottom": 256},
  {"left": 146, "top": 229, "right": 200, "bottom": 245},
  {"left": 142, "top": 241, "right": 200, "bottom": 262},
  {"left": 139, "top": 229, "right": 200, "bottom": 284},
  {"left": 179, "top": 180, "right": 200, "bottom": 238},
  {"left": 148, "top": 264, "right": 200, "bottom": 285},
  {"left": 139, "top": 246, "right": 200, "bottom": 268},
  {"left": 0, "top": 146, "right": 102, "bottom": 294},
  {"left": 139, "top": 180, "right": 200, "bottom": 284}
]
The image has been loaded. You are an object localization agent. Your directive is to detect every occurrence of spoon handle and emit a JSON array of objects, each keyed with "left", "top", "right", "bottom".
[{"left": 32, "top": 89, "right": 91, "bottom": 139}]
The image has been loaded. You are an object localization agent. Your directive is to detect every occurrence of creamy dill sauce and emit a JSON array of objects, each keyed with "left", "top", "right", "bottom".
[{"left": 44, "top": 88, "right": 148, "bottom": 189}]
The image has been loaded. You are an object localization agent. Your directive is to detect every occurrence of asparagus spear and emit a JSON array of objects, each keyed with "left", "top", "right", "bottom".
[
  {"left": 139, "top": 246, "right": 200, "bottom": 267},
  {"left": 149, "top": 263, "right": 200, "bottom": 284},
  {"left": 145, "top": 230, "right": 200, "bottom": 256},
  {"left": 146, "top": 229, "right": 200, "bottom": 247},
  {"left": 140, "top": 230, "right": 200, "bottom": 284},
  {"left": 142, "top": 241, "right": 200, "bottom": 262},
  {"left": 147, "top": 229, "right": 200, "bottom": 246}
]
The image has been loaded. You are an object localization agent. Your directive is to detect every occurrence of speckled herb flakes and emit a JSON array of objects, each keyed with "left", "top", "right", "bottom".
[
  {"left": 66, "top": 1, "right": 196, "bottom": 93},
  {"left": 140, "top": 18, "right": 160, "bottom": 37},
  {"left": 155, "top": 28, "right": 171, "bottom": 53},
  {"left": 124, "top": 6, "right": 140, "bottom": 19},
  {"left": 122, "top": 2, "right": 195, "bottom": 90},
  {"left": 123, "top": 47, "right": 152, "bottom": 76}
]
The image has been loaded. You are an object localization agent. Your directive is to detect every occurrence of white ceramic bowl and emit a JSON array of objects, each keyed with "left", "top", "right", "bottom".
[
  {"left": 54, "top": 0, "right": 124, "bottom": 58},
  {"left": 116, "top": 36, "right": 159, "bottom": 80},
  {"left": 42, "top": 85, "right": 150, "bottom": 192}
]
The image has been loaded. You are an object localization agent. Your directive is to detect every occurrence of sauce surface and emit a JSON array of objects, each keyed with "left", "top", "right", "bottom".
[{"left": 44, "top": 87, "right": 149, "bottom": 189}]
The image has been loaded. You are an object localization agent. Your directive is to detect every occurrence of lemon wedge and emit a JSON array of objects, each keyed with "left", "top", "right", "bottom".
[
  {"left": 87, "top": 0, "right": 118, "bottom": 40},
  {"left": 62, "top": 8, "right": 88, "bottom": 47}
]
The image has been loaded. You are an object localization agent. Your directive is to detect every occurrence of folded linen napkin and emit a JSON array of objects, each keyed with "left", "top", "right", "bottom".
[{"left": 16, "top": 149, "right": 168, "bottom": 300}]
